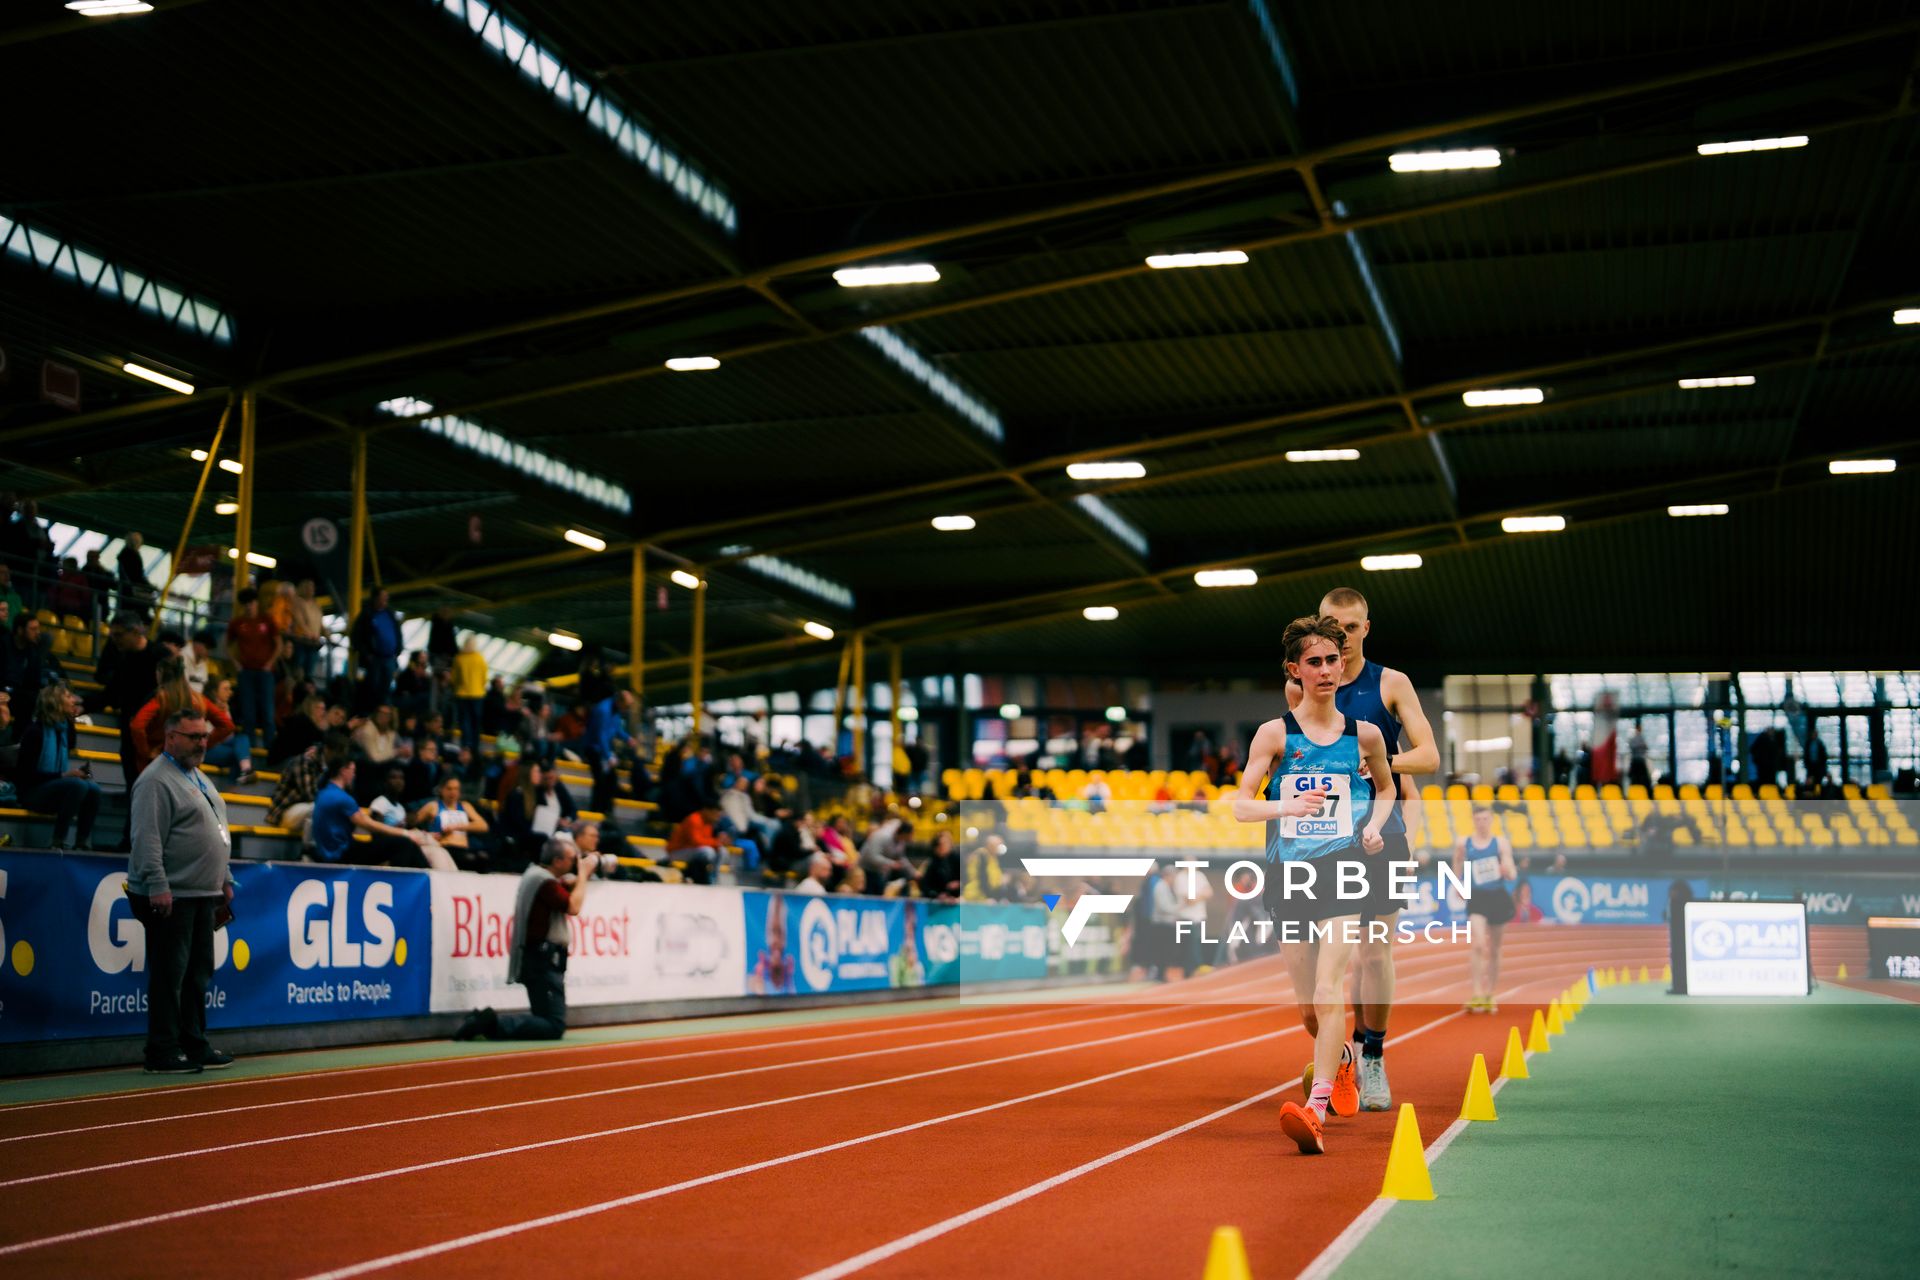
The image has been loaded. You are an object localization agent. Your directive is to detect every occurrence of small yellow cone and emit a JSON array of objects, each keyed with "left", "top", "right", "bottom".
[
  {"left": 1546, "top": 998, "right": 1566, "bottom": 1035},
  {"left": 1500, "top": 1025, "right": 1529, "bottom": 1079},
  {"left": 1662, "top": 962, "right": 1672, "bottom": 983},
  {"left": 1379, "top": 1103, "right": 1435, "bottom": 1200},
  {"left": 1201, "top": 1226, "right": 1252, "bottom": 1280},
  {"left": 1461, "top": 1053, "right": 1498, "bottom": 1121},
  {"left": 1560, "top": 987, "right": 1577, "bottom": 1022},
  {"left": 1837, "top": 963, "right": 1849, "bottom": 980},
  {"left": 1607, "top": 966, "right": 1620, "bottom": 986},
  {"left": 1527, "top": 1008, "right": 1552, "bottom": 1053},
  {"left": 1639, "top": 965, "right": 1651, "bottom": 984}
]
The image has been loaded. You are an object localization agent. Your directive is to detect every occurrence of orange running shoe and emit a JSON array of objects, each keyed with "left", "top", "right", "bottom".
[
  {"left": 1279, "top": 1101, "right": 1326, "bottom": 1154},
  {"left": 1329, "top": 1042, "right": 1360, "bottom": 1118}
]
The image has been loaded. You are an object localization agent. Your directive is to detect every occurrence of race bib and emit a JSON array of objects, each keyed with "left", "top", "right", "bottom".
[{"left": 1280, "top": 772, "right": 1352, "bottom": 840}]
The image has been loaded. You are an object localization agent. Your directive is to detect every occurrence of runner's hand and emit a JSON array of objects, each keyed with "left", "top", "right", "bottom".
[
  {"left": 1277, "top": 792, "right": 1326, "bottom": 818},
  {"left": 1360, "top": 828, "right": 1384, "bottom": 854}
]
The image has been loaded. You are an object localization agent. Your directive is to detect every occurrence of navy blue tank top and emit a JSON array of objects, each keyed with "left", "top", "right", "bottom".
[{"left": 1335, "top": 660, "right": 1406, "bottom": 835}]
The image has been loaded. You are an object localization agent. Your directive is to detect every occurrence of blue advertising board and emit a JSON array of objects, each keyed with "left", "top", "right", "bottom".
[
  {"left": 741, "top": 892, "right": 1050, "bottom": 995},
  {"left": 0, "top": 851, "right": 432, "bottom": 1044},
  {"left": 918, "top": 904, "right": 1049, "bottom": 986}
]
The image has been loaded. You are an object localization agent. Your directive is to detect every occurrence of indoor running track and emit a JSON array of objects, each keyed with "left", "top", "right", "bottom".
[{"left": 0, "top": 925, "right": 1816, "bottom": 1279}]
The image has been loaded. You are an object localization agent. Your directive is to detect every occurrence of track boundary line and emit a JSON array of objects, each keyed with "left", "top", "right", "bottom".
[
  {"left": 0, "top": 1006, "right": 1283, "bottom": 1258},
  {"left": 0, "top": 958, "right": 1296, "bottom": 1146},
  {"left": 789, "top": 979, "right": 1553, "bottom": 1280}
]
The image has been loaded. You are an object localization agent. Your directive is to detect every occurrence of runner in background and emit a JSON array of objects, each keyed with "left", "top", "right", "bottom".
[{"left": 1453, "top": 804, "right": 1517, "bottom": 1012}]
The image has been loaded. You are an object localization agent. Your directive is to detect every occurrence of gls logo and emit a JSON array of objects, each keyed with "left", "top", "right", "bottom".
[
  {"left": 1021, "top": 857, "right": 1156, "bottom": 945},
  {"left": 288, "top": 879, "right": 399, "bottom": 969},
  {"left": 87, "top": 873, "right": 237, "bottom": 973}
]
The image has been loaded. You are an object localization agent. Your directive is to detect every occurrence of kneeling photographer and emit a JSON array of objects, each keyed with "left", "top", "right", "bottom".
[{"left": 455, "top": 833, "right": 598, "bottom": 1041}]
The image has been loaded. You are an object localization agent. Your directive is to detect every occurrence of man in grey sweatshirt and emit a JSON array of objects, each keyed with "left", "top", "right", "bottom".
[{"left": 128, "top": 708, "right": 235, "bottom": 1074}]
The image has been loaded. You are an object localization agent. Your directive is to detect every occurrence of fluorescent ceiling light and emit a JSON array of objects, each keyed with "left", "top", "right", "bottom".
[
  {"left": 1462, "top": 387, "right": 1544, "bottom": 407},
  {"left": 1388, "top": 148, "right": 1501, "bottom": 172},
  {"left": 1194, "top": 568, "right": 1258, "bottom": 588},
  {"left": 66, "top": 1, "right": 154, "bottom": 14},
  {"left": 1501, "top": 515, "right": 1566, "bottom": 533},
  {"left": 1463, "top": 736, "right": 1514, "bottom": 752},
  {"left": 562, "top": 528, "right": 607, "bottom": 552},
  {"left": 1066, "top": 461, "right": 1147, "bottom": 480},
  {"left": 1829, "top": 459, "right": 1896, "bottom": 475},
  {"left": 122, "top": 361, "right": 194, "bottom": 394},
  {"left": 669, "top": 569, "right": 702, "bottom": 589},
  {"left": 999, "top": 704, "right": 1022, "bottom": 719},
  {"left": 1668, "top": 504, "right": 1729, "bottom": 517},
  {"left": 376, "top": 396, "right": 632, "bottom": 516},
  {"left": 226, "top": 548, "right": 276, "bottom": 569},
  {"left": 930, "top": 515, "right": 976, "bottom": 532},
  {"left": 1105, "top": 706, "right": 1127, "bottom": 723},
  {"left": 858, "top": 326, "right": 1004, "bottom": 443},
  {"left": 802, "top": 620, "right": 835, "bottom": 641},
  {"left": 834, "top": 264, "right": 940, "bottom": 287},
  {"left": 1894, "top": 309, "right": 1920, "bottom": 325},
  {"left": 1144, "top": 250, "right": 1249, "bottom": 269},
  {"left": 664, "top": 356, "right": 720, "bottom": 371},
  {"left": 1082, "top": 606, "right": 1119, "bottom": 621},
  {"left": 1286, "top": 449, "right": 1361, "bottom": 462},
  {"left": 1677, "top": 375, "right": 1755, "bottom": 389},
  {"left": 1361, "top": 553, "right": 1423, "bottom": 571},
  {"left": 218, "top": 459, "right": 244, "bottom": 475},
  {"left": 547, "top": 631, "right": 583, "bottom": 651},
  {"left": 1697, "top": 136, "right": 1808, "bottom": 156},
  {"left": 214, "top": 502, "right": 239, "bottom": 516},
  {"left": 189, "top": 449, "right": 209, "bottom": 461}
]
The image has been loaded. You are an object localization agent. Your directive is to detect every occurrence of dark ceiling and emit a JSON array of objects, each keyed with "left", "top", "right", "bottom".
[{"left": 3, "top": 0, "right": 1918, "bottom": 697}]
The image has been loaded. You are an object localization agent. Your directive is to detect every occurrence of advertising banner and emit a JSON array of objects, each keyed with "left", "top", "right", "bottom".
[
  {"left": 1683, "top": 900, "right": 1811, "bottom": 996},
  {"left": 428, "top": 873, "right": 746, "bottom": 1013},
  {"left": 742, "top": 891, "right": 912, "bottom": 995},
  {"left": 1530, "top": 873, "right": 1672, "bottom": 925},
  {"left": 0, "top": 851, "right": 431, "bottom": 1044},
  {"left": 920, "top": 903, "right": 1048, "bottom": 986}
]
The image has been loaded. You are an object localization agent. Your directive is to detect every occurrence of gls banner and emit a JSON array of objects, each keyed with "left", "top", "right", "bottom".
[
  {"left": 428, "top": 873, "right": 747, "bottom": 1013},
  {"left": 0, "top": 852, "right": 430, "bottom": 1044}
]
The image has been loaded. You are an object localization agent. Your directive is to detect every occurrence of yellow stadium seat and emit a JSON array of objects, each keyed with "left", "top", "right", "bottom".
[
  {"left": 1654, "top": 784, "right": 1675, "bottom": 800},
  {"left": 1497, "top": 784, "right": 1521, "bottom": 803},
  {"left": 1446, "top": 784, "right": 1469, "bottom": 800},
  {"left": 1731, "top": 784, "right": 1753, "bottom": 800},
  {"left": 1523, "top": 784, "right": 1545, "bottom": 800},
  {"left": 1678, "top": 784, "right": 1700, "bottom": 800},
  {"left": 48, "top": 628, "right": 71, "bottom": 656},
  {"left": 1549, "top": 784, "right": 1571, "bottom": 800},
  {"left": 1599, "top": 784, "right": 1622, "bottom": 801},
  {"left": 1471, "top": 784, "right": 1494, "bottom": 803},
  {"left": 1575, "top": 784, "right": 1597, "bottom": 800},
  {"left": 1758, "top": 784, "right": 1781, "bottom": 801}
]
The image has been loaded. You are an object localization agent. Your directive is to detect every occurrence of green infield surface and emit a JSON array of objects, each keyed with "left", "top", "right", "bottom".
[{"left": 1329, "top": 985, "right": 1920, "bottom": 1279}]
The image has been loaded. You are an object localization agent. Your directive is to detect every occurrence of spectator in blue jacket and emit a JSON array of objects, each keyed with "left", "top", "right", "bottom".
[{"left": 578, "top": 689, "right": 634, "bottom": 813}]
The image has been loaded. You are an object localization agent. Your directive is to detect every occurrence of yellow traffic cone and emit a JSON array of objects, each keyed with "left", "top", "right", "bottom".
[
  {"left": 1461, "top": 1053, "right": 1498, "bottom": 1121},
  {"left": 1662, "top": 962, "right": 1672, "bottom": 983},
  {"left": 1560, "top": 986, "right": 1578, "bottom": 1022},
  {"left": 1201, "top": 1226, "right": 1252, "bottom": 1280},
  {"left": 1546, "top": 998, "right": 1566, "bottom": 1036},
  {"left": 1500, "top": 1025, "right": 1529, "bottom": 1079},
  {"left": 1607, "top": 966, "right": 1620, "bottom": 986},
  {"left": 1379, "top": 1103, "right": 1435, "bottom": 1200},
  {"left": 1837, "top": 963, "right": 1849, "bottom": 980},
  {"left": 1639, "top": 965, "right": 1651, "bottom": 984},
  {"left": 1528, "top": 1008, "right": 1552, "bottom": 1053}
]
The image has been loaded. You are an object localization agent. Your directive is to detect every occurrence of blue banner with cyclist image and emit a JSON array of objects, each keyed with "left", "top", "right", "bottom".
[
  {"left": 0, "top": 850, "right": 432, "bottom": 1043},
  {"left": 741, "top": 892, "right": 1049, "bottom": 995}
]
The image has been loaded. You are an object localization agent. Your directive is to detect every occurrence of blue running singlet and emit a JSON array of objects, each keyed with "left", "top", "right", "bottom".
[{"left": 1264, "top": 713, "right": 1374, "bottom": 864}]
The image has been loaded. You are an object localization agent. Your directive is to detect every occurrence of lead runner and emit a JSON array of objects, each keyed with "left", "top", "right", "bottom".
[
  {"left": 1288, "top": 585, "right": 1438, "bottom": 1112},
  {"left": 1236, "top": 614, "right": 1395, "bottom": 1155}
]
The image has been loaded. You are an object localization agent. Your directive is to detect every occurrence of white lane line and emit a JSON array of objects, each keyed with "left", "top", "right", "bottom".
[
  {"left": 0, "top": 999, "right": 1196, "bottom": 1188},
  {"left": 1296, "top": 972, "right": 1565, "bottom": 1280},
  {"left": 291, "top": 1023, "right": 1291, "bottom": 1280},
  {"left": 0, "top": 1006, "right": 1277, "bottom": 1259},
  {"left": 0, "top": 950, "right": 1287, "bottom": 1124},
  {"left": 790, "top": 999, "right": 1493, "bottom": 1280}
]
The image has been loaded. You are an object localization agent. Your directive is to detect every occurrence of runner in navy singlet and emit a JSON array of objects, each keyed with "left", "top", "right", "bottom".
[{"left": 1287, "top": 586, "right": 1438, "bottom": 1113}]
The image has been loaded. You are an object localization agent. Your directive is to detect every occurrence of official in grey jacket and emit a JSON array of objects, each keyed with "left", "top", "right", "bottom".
[{"left": 128, "top": 708, "right": 235, "bottom": 1074}]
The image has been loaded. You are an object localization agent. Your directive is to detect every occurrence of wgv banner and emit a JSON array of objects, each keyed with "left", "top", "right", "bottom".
[
  {"left": 0, "top": 851, "right": 431, "bottom": 1044},
  {"left": 921, "top": 903, "right": 1049, "bottom": 986},
  {"left": 428, "top": 873, "right": 747, "bottom": 1013}
]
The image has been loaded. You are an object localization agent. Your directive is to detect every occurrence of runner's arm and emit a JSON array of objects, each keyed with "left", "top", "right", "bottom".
[
  {"left": 1358, "top": 721, "right": 1395, "bottom": 849},
  {"left": 1381, "top": 668, "right": 1440, "bottom": 776},
  {"left": 1498, "top": 835, "right": 1518, "bottom": 880},
  {"left": 1231, "top": 721, "right": 1324, "bottom": 822}
]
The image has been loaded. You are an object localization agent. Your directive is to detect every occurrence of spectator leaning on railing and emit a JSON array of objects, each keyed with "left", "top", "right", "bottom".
[{"left": 126, "top": 708, "right": 235, "bottom": 1075}]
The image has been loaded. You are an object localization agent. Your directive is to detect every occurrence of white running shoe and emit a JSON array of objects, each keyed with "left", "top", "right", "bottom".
[{"left": 1358, "top": 1055, "right": 1392, "bottom": 1111}]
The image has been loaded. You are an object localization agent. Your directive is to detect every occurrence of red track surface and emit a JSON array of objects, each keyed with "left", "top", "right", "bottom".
[{"left": 0, "top": 925, "right": 1868, "bottom": 1278}]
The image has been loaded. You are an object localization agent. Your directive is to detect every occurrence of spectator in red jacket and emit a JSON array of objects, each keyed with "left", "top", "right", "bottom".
[
  {"left": 665, "top": 803, "right": 723, "bottom": 885},
  {"left": 224, "top": 588, "right": 280, "bottom": 782}
]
